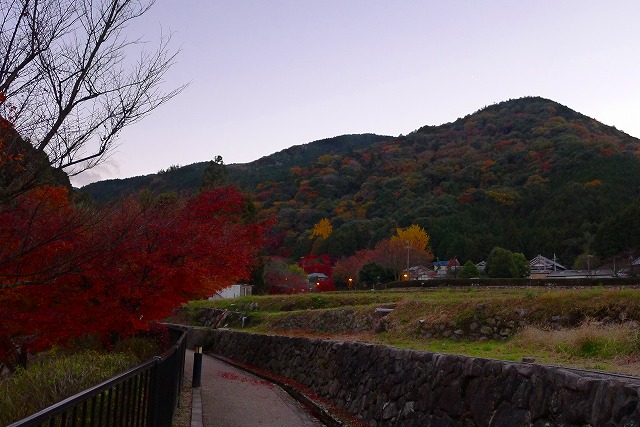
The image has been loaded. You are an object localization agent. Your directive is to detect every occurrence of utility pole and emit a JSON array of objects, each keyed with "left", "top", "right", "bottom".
[{"left": 406, "top": 242, "right": 410, "bottom": 279}]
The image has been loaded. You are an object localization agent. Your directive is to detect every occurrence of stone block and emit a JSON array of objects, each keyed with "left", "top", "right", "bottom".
[
  {"left": 613, "top": 386, "right": 639, "bottom": 422},
  {"left": 491, "top": 402, "right": 531, "bottom": 427},
  {"left": 382, "top": 402, "right": 398, "bottom": 420}
]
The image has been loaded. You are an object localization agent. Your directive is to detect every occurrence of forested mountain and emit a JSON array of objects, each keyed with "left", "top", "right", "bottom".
[
  {"left": 80, "top": 134, "right": 391, "bottom": 203},
  {"left": 80, "top": 97, "right": 640, "bottom": 266}
]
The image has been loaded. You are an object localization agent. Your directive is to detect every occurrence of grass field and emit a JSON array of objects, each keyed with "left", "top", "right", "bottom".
[{"left": 177, "top": 287, "right": 640, "bottom": 376}]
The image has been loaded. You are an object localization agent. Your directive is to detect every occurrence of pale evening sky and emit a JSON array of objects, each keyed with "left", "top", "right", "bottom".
[{"left": 73, "top": 1, "right": 640, "bottom": 187}]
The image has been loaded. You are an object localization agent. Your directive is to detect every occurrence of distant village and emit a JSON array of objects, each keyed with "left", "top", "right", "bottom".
[
  {"left": 211, "top": 254, "right": 640, "bottom": 299},
  {"left": 412, "top": 254, "right": 640, "bottom": 281}
]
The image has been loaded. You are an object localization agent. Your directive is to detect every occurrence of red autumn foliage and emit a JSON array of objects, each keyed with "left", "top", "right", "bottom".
[
  {"left": 600, "top": 147, "right": 613, "bottom": 157},
  {"left": 0, "top": 185, "right": 266, "bottom": 366},
  {"left": 300, "top": 254, "right": 331, "bottom": 276},
  {"left": 299, "top": 254, "right": 335, "bottom": 292},
  {"left": 458, "top": 192, "right": 473, "bottom": 204},
  {"left": 332, "top": 249, "right": 375, "bottom": 289}
]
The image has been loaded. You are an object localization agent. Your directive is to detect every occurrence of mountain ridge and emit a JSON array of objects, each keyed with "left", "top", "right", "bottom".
[
  {"left": 79, "top": 97, "right": 640, "bottom": 265},
  {"left": 79, "top": 133, "right": 393, "bottom": 203}
]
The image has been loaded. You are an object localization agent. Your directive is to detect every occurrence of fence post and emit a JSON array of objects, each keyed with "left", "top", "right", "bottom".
[
  {"left": 192, "top": 346, "right": 203, "bottom": 388},
  {"left": 147, "top": 356, "right": 162, "bottom": 426}
]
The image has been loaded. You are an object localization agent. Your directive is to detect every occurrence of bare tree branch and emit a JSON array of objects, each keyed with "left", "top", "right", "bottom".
[{"left": 0, "top": 0, "right": 184, "bottom": 192}]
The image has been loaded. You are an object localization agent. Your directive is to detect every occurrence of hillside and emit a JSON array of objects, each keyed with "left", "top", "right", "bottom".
[
  {"left": 77, "top": 162, "right": 210, "bottom": 204},
  {"left": 80, "top": 133, "right": 391, "bottom": 204},
  {"left": 80, "top": 97, "right": 640, "bottom": 266},
  {"left": 254, "top": 97, "right": 640, "bottom": 265}
]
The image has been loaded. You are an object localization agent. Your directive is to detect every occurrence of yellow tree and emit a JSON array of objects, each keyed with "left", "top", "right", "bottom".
[
  {"left": 310, "top": 218, "right": 332, "bottom": 240},
  {"left": 388, "top": 225, "right": 432, "bottom": 279},
  {"left": 391, "top": 225, "right": 431, "bottom": 253}
]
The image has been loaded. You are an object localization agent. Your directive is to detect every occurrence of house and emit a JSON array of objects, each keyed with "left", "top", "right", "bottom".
[
  {"left": 529, "top": 254, "right": 566, "bottom": 279},
  {"left": 446, "top": 258, "right": 461, "bottom": 271},
  {"left": 209, "top": 284, "right": 252, "bottom": 300},
  {"left": 406, "top": 265, "right": 435, "bottom": 280},
  {"left": 432, "top": 258, "right": 460, "bottom": 277},
  {"left": 432, "top": 260, "right": 448, "bottom": 271},
  {"left": 621, "top": 257, "right": 640, "bottom": 277},
  {"left": 308, "top": 272, "right": 329, "bottom": 283}
]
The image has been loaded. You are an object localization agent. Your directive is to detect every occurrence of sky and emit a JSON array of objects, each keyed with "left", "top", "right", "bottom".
[{"left": 73, "top": 1, "right": 640, "bottom": 187}]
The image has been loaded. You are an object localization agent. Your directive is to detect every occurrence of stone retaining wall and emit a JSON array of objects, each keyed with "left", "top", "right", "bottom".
[{"left": 207, "top": 329, "right": 640, "bottom": 426}]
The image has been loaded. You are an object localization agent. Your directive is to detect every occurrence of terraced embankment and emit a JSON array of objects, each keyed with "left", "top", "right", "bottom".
[{"left": 172, "top": 287, "right": 640, "bottom": 374}]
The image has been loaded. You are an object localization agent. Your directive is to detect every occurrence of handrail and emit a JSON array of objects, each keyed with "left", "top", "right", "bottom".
[{"left": 7, "top": 357, "right": 159, "bottom": 426}]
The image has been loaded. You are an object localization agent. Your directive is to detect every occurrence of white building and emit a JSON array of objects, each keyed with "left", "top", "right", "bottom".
[
  {"left": 529, "top": 254, "right": 566, "bottom": 278},
  {"left": 209, "top": 284, "right": 252, "bottom": 300}
]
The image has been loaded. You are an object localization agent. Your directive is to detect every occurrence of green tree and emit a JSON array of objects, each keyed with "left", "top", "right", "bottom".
[
  {"left": 594, "top": 198, "right": 640, "bottom": 257},
  {"left": 262, "top": 257, "right": 308, "bottom": 292},
  {"left": 358, "top": 262, "right": 394, "bottom": 287},
  {"left": 458, "top": 260, "right": 480, "bottom": 279},
  {"left": 511, "top": 252, "right": 530, "bottom": 278},
  {"left": 202, "top": 156, "right": 228, "bottom": 188},
  {"left": 486, "top": 247, "right": 516, "bottom": 278},
  {"left": 247, "top": 258, "right": 266, "bottom": 294}
]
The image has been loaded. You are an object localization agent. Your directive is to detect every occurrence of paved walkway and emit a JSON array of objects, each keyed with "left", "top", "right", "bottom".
[{"left": 184, "top": 350, "right": 324, "bottom": 426}]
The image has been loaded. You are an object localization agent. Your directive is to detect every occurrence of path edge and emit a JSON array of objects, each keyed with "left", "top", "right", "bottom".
[
  {"left": 190, "top": 386, "right": 203, "bottom": 427},
  {"left": 207, "top": 353, "right": 346, "bottom": 427}
]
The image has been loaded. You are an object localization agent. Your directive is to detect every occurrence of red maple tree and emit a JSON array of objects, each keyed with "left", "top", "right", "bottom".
[
  {"left": 0, "top": 185, "right": 266, "bottom": 368},
  {"left": 299, "top": 254, "right": 335, "bottom": 292}
]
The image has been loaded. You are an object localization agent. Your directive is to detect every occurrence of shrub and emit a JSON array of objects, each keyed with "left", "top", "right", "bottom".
[
  {"left": 0, "top": 350, "right": 138, "bottom": 425},
  {"left": 514, "top": 321, "right": 640, "bottom": 359}
]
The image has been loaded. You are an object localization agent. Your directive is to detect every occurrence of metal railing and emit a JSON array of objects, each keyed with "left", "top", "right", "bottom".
[{"left": 8, "top": 326, "right": 188, "bottom": 427}]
